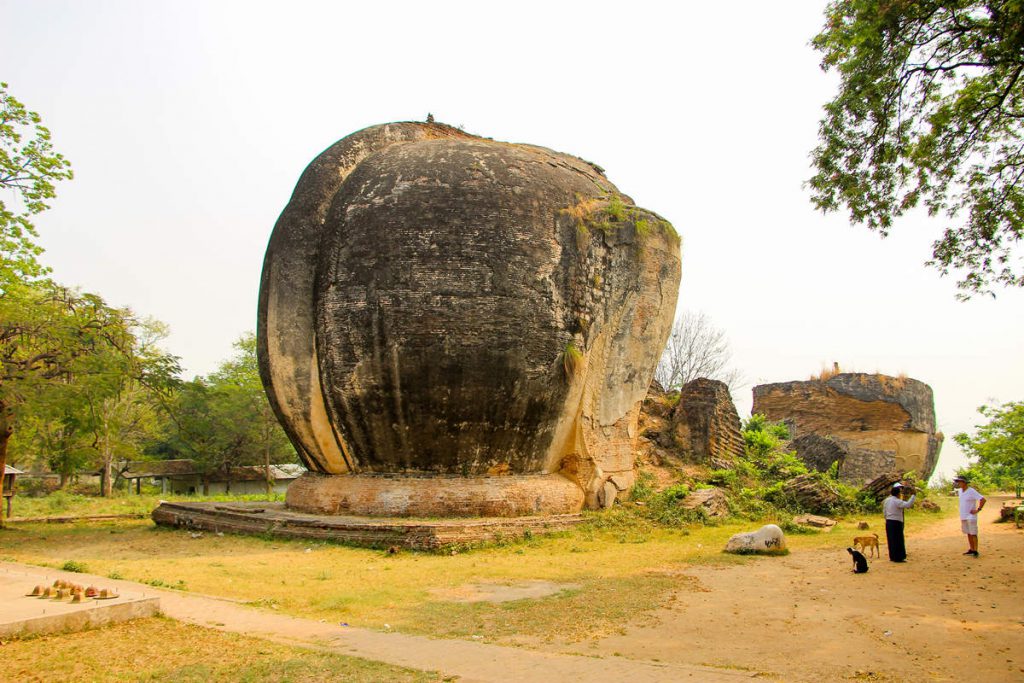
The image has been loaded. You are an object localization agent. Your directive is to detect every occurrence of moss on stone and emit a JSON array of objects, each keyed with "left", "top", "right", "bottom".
[
  {"left": 561, "top": 195, "right": 680, "bottom": 247},
  {"left": 562, "top": 342, "right": 584, "bottom": 380}
]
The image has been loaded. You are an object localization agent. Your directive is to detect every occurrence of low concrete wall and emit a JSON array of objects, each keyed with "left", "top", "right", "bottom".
[{"left": 1, "top": 596, "right": 160, "bottom": 639}]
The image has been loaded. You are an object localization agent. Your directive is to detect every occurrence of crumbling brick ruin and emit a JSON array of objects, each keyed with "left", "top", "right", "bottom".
[{"left": 752, "top": 373, "right": 943, "bottom": 484}]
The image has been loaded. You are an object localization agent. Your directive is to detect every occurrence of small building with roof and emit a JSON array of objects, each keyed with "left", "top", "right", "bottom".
[{"left": 114, "top": 460, "right": 304, "bottom": 495}]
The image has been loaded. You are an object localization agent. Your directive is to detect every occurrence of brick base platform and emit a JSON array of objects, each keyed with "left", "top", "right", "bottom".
[
  {"left": 151, "top": 501, "right": 584, "bottom": 550},
  {"left": 285, "top": 472, "right": 586, "bottom": 517}
]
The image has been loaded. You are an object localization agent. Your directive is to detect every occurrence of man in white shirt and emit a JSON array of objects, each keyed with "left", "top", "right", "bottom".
[
  {"left": 883, "top": 483, "right": 916, "bottom": 562},
  {"left": 953, "top": 475, "right": 986, "bottom": 557}
]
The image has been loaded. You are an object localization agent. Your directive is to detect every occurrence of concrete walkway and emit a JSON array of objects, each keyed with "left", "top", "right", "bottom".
[{"left": 0, "top": 561, "right": 755, "bottom": 682}]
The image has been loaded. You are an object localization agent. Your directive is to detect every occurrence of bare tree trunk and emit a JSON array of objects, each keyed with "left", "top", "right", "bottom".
[
  {"left": 100, "top": 412, "right": 114, "bottom": 497},
  {"left": 59, "top": 472, "right": 69, "bottom": 489},
  {"left": 101, "top": 443, "right": 113, "bottom": 497},
  {"left": 0, "top": 398, "right": 12, "bottom": 528}
]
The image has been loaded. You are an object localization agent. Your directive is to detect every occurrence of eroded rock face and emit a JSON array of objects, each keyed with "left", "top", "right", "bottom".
[
  {"left": 674, "top": 378, "right": 743, "bottom": 467},
  {"left": 636, "top": 378, "right": 743, "bottom": 469},
  {"left": 751, "top": 373, "right": 943, "bottom": 484},
  {"left": 258, "top": 121, "right": 681, "bottom": 516},
  {"left": 681, "top": 486, "right": 729, "bottom": 518}
]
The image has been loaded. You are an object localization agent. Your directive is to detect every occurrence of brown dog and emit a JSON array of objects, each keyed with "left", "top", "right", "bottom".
[{"left": 853, "top": 533, "right": 880, "bottom": 558}]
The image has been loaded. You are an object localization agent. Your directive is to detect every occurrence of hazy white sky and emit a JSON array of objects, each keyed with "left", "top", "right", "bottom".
[{"left": 3, "top": 1, "right": 1022, "bottom": 481}]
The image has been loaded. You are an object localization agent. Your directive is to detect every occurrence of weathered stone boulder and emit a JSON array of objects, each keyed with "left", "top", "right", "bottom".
[
  {"left": 792, "top": 514, "right": 837, "bottom": 529},
  {"left": 673, "top": 379, "right": 744, "bottom": 467},
  {"left": 258, "top": 121, "right": 681, "bottom": 516},
  {"left": 724, "top": 524, "right": 787, "bottom": 555},
  {"left": 860, "top": 472, "right": 903, "bottom": 502},
  {"left": 636, "top": 381, "right": 677, "bottom": 458},
  {"left": 776, "top": 473, "right": 843, "bottom": 514},
  {"left": 752, "top": 373, "right": 943, "bottom": 485},
  {"left": 680, "top": 486, "right": 729, "bottom": 518},
  {"left": 637, "top": 378, "right": 743, "bottom": 468},
  {"left": 790, "top": 433, "right": 848, "bottom": 474}
]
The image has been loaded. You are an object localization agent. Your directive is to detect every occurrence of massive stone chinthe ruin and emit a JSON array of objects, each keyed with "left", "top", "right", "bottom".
[
  {"left": 751, "top": 373, "right": 943, "bottom": 484},
  {"left": 257, "top": 121, "right": 681, "bottom": 517}
]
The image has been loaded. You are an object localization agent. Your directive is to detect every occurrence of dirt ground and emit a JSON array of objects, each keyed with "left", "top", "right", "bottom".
[
  {"left": 561, "top": 495, "right": 1024, "bottom": 682},
  {"left": 3, "top": 496, "right": 1021, "bottom": 682}
]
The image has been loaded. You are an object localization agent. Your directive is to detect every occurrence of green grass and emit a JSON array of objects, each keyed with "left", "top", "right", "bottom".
[{"left": 5, "top": 616, "right": 446, "bottom": 682}]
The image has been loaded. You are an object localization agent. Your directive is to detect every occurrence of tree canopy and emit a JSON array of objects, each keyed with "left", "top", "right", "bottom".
[
  {"left": 0, "top": 282, "right": 173, "bottom": 500},
  {"left": 154, "top": 333, "right": 294, "bottom": 493},
  {"left": 1, "top": 82, "right": 73, "bottom": 287},
  {"left": 954, "top": 401, "right": 1024, "bottom": 495},
  {"left": 809, "top": 1, "right": 1024, "bottom": 297}
]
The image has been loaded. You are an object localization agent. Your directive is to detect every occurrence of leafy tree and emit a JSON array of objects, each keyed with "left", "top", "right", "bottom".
[
  {"left": 0, "top": 84, "right": 178, "bottom": 502},
  {"left": 79, "top": 318, "right": 178, "bottom": 496},
  {"left": 0, "top": 282, "right": 164, "bottom": 512},
  {"left": 654, "top": 311, "right": 741, "bottom": 391},
  {"left": 1, "top": 82, "right": 73, "bottom": 287},
  {"left": 8, "top": 313, "right": 177, "bottom": 495},
  {"left": 809, "top": 1, "right": 1024, "bottom": 297},
  {"left": 207, "top": 333, "right": 295, "bottom": 493},
  {"left": 954, "top": 401, "right": 1024, "bottom": 495},
  {"left": 13, "top": 378, "right": 94, "bottom": 488},
  {"left": 156, "top": 333, "right": 294, "bottom": 493}
]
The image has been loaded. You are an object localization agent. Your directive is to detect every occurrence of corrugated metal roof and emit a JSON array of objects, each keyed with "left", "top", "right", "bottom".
[
  {"left": 204, "top": 465, "right": 304, "bottom": 482},
  {"left": 4, "top": 464, "right": 24, "bottom": 475},
  {"left": 120, "top": 459, "right": 200, "bottom": 478}
]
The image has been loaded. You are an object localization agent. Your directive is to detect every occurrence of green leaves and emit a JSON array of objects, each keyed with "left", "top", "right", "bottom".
[
  {"left": 0, "top": 82, "right": 74, "bottom": 288},
  {"left": 954, "top": 400, "right": 1024, "bottom": 494},
  {"left": 809, "top": 1, "right": 1024, "bottom": 296},
  {"left": 158, "top": 332, "right": 294, "bottom": 479}
]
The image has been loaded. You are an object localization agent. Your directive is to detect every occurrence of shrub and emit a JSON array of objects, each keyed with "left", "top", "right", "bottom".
[
  {"left": 659, "top": 483, "right": 690, "bottom": 503},
  {"left": 605, "top": 194, "right": 627, "bottom": 221},
  {"left": 743, "top": 429, "right": 779, "bottom": 458},
  {"left": 630, "top": 470, "right": 657, "bottom": 501},
  {"left": 743, "top": 413, "right": 769, "bottom": 432},
  {"left": 61, "top": 560, "right": 88, "bottom": 573},
  {"left": 777, "top": 516, "right": 820, "bottom": 535},
  {"left": 757, "top": 450, "right": 809, "bottom": 481},
  {"left": 633, "top": 483, "right": 713, "bottom": 527},
  {"left": 707, "top": 469, "right": 739, "bottom": 489}
]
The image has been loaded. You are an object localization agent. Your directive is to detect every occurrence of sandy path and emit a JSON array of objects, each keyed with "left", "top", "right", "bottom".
[{"left": 560, "top": 496, "right": 1024, "bottom": 682}]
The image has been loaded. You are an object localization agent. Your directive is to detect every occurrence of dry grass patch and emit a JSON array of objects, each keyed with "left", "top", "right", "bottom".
[
  {"left": 809, "top": 363, "right": 844, "bottom": 381},
  {"left": 0, "top": 502, "right": 956, "bottom": 646},
  {"left": 4, "top": 616, "right": 445, "bottom": 682}
]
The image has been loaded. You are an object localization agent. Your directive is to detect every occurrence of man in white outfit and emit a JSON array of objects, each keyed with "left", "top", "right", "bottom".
[{"left": 953, "top": 475, "right": 986, "bottom": 557}]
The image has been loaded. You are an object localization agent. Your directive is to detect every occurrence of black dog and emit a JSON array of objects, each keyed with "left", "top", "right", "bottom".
[{"left": 847, "top": 547, "right": 869, "bottom": 573}]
